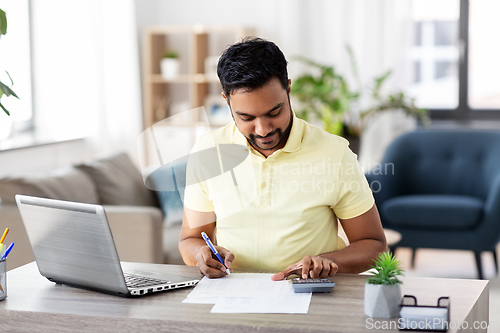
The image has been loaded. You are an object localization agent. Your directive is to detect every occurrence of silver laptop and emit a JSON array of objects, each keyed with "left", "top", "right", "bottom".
[{"left": 15, "top": 194, "right": 200, "bottom": 297}]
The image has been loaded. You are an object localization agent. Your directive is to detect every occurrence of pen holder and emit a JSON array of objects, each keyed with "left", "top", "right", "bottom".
[{"left": 0, "top": 258, "right": 6, "bottom": 300}]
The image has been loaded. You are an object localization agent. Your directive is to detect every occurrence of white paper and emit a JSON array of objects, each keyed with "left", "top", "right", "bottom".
[
  {"left": 211, "top": 293, "right": 312, "bottom": 314},
  {"left": 183, "top": 273, "right": 312, "bottom": 314},
  {"left": 186, "top": 273, "right": 285, "bottom": 299},
  {"left": 182, "top": 297, "right": 220, "bottom": 304},
  {"left": 400, "top": 306, "right": 448, "bottom": 320}
]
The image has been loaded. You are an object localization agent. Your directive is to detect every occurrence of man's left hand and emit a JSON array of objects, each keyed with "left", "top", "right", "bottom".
[{"left": 271, "top": 255, "right": 338, "bottom": 281}]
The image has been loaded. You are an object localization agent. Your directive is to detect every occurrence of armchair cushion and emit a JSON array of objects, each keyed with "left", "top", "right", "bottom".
[
  {"left": 382, "top": 194, "right": 484, "bottom": 230},
  {"left": 76, "top": 152, "right": 158, "bottom": 207}
]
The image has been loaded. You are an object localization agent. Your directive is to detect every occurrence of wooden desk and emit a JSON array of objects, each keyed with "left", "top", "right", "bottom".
[{"left": 0, "top": 262, "right": 489, "bottom": 333}]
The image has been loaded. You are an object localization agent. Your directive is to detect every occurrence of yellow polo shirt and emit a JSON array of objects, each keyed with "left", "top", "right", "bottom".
[{"left": 184, "top": 115, "right": 374, "bottom": 271}]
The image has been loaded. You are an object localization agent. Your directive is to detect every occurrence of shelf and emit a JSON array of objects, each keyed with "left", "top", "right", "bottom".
[{"left": 142, "top": 25, "right": 254, "bottom": 164}]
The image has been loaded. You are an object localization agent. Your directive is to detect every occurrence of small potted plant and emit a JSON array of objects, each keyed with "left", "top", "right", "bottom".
[
  {"left": 364, "top": 252, "right": 404, "bottom": 318},
  {"left": 160, "top": 50, "right": 180, "bottom": 80}
]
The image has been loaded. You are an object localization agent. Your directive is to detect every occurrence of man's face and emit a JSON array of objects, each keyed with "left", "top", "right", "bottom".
[{"left": 223, "top": 78, "right": 293, "bottom": 158}]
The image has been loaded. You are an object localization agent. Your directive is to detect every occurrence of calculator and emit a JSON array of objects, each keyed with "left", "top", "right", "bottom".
[{"left": 290, "top": 278, "right": 336, "bottom": 293}]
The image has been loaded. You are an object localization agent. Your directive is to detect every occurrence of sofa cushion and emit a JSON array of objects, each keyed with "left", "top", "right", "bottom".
[
  {"left": 76, "top": 152, "right": 158, "bottom": 207},
  {"left": 382, "top": 194, "right": 484, "bottom": 230},
  {"left": 0, "top": 167, "right": 99, "bottom": 204},
  {"left": 145, "top": 160, "right": 186, "bottom": 226}
]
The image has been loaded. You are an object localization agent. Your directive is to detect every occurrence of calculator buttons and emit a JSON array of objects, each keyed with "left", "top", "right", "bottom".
[{"left": 290, "top": 278, "right": 335, "bottom": 293}]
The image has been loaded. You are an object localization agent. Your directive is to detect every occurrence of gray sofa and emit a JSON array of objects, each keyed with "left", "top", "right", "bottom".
[{"left": 0, "top": 152, "right": 183, "bottom": 271}]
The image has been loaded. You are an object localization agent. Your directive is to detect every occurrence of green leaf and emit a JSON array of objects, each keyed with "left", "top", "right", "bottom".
[
  {"left": 0, "top": 8, "right": 7, "bottom": 36},
  {"left": 366, "top": 252, "right": 404, "bottom": 285},
  {"left": 0, "top": 72, "right": 19, "bottom": 116},
  {"left": 0, "top": 80, "right": 19, "bottom": 99},
  {"left": 372, "top": 70, "right": 392, "bottom": 99},
  {"left": 0, "top": 101, "right": 10, "bottom": 116},
  {"left": 5, "top": 71, "right": 14, "bottom": 86}
]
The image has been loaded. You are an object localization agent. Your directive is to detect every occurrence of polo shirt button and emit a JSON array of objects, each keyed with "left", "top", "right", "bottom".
[
  {"left": 262, "top": 182, "right": 267, "bottom": 188},
  {"left": 264, "top": 163, "right": 269, "bottom": 168}
]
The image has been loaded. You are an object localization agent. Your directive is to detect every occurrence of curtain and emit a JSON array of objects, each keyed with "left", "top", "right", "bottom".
[{"left": 31, "top": 0, "right": 142, "bottom": 163}]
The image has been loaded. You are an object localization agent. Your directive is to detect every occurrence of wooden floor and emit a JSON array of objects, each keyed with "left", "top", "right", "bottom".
[{"left": 395, "top": 245, "right": 500, "bottom": 333}]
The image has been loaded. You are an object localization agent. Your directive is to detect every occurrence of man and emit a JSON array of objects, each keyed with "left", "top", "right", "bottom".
[{"left": 179, "top": 37, "right": 387, "bottom": 280}]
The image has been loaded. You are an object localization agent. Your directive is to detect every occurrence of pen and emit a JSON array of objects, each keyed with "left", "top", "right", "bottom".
[
  {"left": 201, "top": 232, "right": 230, "bottom": 275},
  {"left": 0, "top": 228, "right": 9, "bottom": 255},
  {"left": 1, "top": 242, "right": 14, "bottom": 260},
  {"left": 0, "top": 228, "right": 9, "bottom": 244}
]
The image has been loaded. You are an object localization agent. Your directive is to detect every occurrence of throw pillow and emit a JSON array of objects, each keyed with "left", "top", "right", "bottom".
[
  {"left": 0, "top": 167, "right": 99, "bottom": 204},
  {"left": 145, "top": 160, "right": 186, "bottom": 226},
  {"left": 76, "top": 152, "right": 158, "bottom": 207}
]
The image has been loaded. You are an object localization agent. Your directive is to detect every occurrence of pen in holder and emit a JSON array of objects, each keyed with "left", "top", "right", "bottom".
[
  {"left": 0, "top": 258, "right": 6, "bottom": 301},
  {"left": 399, "top": 295, "right": 450, "bottom": 331}
]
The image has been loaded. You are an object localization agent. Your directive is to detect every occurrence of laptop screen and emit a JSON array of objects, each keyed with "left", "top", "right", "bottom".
[{"left": 16, "top": 195, "right": 129, "bottom": 295}]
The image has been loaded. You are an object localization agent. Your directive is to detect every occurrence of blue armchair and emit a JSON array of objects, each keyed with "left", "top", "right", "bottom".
[{"left": 366, "top": 129, "right": 500, "bottom": 279}]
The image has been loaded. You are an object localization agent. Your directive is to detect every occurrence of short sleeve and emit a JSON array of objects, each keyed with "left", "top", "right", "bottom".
[
  {"left": 183, "top": 135, "right": 216, "bottom": 213},
  {"left": 332, "top": 147, "right": 374, "bottom": 220},
  {"left": 183, "top": 181, "right": 214, "bottom": 212}
]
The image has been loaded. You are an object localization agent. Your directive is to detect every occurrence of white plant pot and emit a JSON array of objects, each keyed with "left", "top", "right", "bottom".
[
  {"left": 364, "top": 282, "right": 402, "bottom": 318},
  {"left": 160, "top": 58, "right": 180, "bottom": 80}
]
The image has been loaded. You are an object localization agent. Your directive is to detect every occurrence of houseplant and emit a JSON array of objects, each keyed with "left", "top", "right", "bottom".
[
  {"left": 291, "top": 55, "right": 358, "bottom": 137},
  {"left": 364, "top": 251, "right": 404, "bottom": 318},
  {"left": 160, "top": 50, "right": 180, "bottom": 80},
  {"left": 291, "top": 46, "right": 429, "bottom": 153},
  {"left": 0, "top": 8, "right": 19, "bottom": 116}
]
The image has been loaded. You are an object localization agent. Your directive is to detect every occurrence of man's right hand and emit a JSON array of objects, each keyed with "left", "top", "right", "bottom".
[{"left": 195, "top": 245, "right": 234, "bottom": 278}]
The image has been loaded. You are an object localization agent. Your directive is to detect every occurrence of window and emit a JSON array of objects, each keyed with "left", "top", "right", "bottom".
[
  {"left": 409, "top": 0, "right": 500, "bottom": 120},
  {"left": 468, "top": 0, "right": 500, "bottom": 109},
  {"left": 0, "top": 0, "right": 33, "bottom": 136},
  {"left": 409, "top": 0, "right": 460, "bottom": 110}
]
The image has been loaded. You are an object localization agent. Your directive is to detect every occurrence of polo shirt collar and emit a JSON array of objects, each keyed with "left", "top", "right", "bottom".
[
  {"left": 281, "top": 114, "right": 302, "bottom": 153},
  {"left": 230, "top": 112, "right": 303, "bottom": 154}
]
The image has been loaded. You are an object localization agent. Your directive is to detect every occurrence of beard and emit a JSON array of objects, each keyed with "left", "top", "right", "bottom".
[
  {"left": 247, "top": 114, "right": 293, "bottom": 151},
  {"left": 231, "top": 94, "right": 294, "bottom": 152}
]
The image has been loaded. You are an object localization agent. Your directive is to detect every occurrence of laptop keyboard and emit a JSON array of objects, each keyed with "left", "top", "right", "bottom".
[{"left": 124, "top": 274, "right": 170, "bottom": 288}]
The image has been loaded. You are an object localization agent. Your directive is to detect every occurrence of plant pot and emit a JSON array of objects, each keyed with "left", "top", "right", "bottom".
[
  {"left": 160, "top": 58, "right": 180, "bottom": 80},
  {"left": 364, "top": 282, "right": 401, "bottom": 318}
]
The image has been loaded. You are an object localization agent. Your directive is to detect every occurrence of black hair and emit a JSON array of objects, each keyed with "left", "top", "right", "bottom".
[{"left": 217, "top": 37, "right": 289, "bottom": 99}]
